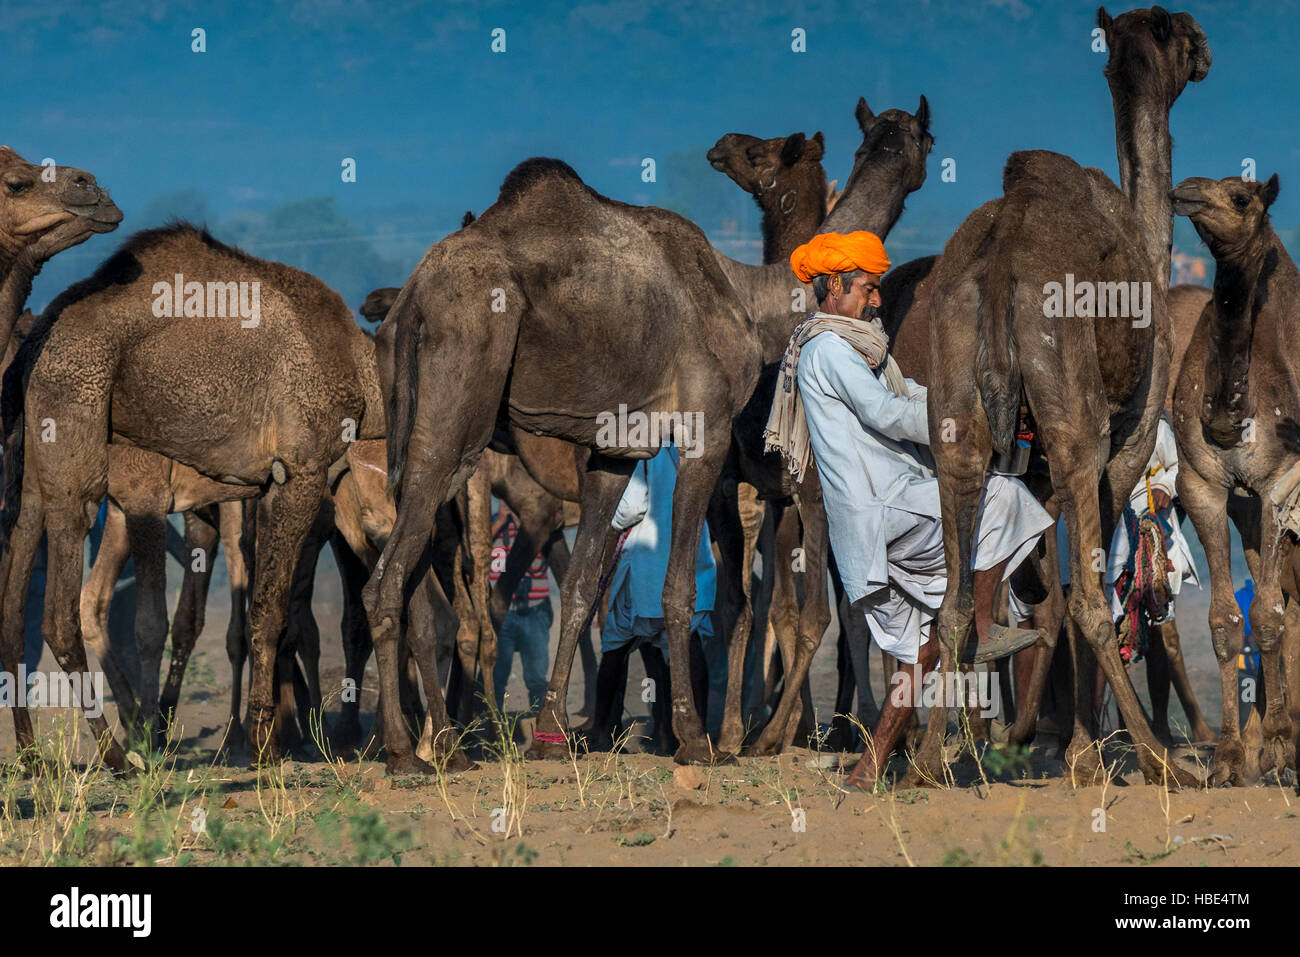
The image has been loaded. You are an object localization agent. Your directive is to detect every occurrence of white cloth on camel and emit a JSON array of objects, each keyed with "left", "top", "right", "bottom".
[
  {"left": 796, "top": 329, "right": 1052, "bottom": 664},
  {"left": 603, "top": 443, "right": 715, "bottom": 656}
]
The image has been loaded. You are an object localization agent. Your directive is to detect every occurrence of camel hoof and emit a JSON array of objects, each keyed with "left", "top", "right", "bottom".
[
  {"left": 528, "top": 740, "right": 571, "bottom": 760},
  {"left": 440, "top": 749, "right": 477, "bottom": 774},
  {"left": 1064, "top": 738, "right": 1104, "bottom": 786},
  {"left": 1140, "top": 757, "right": 1205, "bottom": 789},
  {"left": 673, "top": 738, "right": 722, "bottom": 766},
  {"left": 386, "top": 752, "right": 436, "bottom": 776}
]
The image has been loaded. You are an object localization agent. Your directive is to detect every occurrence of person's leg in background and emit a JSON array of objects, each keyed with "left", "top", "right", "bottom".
[
  {"left": 517, "top": 600, "right": 554, "bottom": 712},
  {"left": 493, "top": 610, "right": 522, "bottom": 713}
]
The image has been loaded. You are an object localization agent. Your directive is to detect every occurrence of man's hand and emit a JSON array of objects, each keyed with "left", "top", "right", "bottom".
[{"left": 1150, "top": 488, "right": 1173, "bottom": 514}]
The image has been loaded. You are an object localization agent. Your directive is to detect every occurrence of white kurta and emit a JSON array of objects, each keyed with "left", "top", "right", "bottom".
[
  {"left": 1104, "top": 417, "right": 1200, "bottom": 620},
  {"left": 602, "top": 444, "right": 716, "bottom": 654},
  {"left": 797, "top": 330, "right": 1052, "bottom": 663}
]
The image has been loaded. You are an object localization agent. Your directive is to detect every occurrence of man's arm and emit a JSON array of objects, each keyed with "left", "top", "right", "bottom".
[{"left": 800, "top": 333, "right": 930, "bottom": 445}]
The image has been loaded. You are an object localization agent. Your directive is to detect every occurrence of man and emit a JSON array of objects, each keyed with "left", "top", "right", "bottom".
[
  {"left": 590, "top": 442, "right": 713, "bottom": 754},
  {"left": 765, "top": 230, "right": 1053, "bottom": 789},
  {"left": 489, "top": 502, "right": 553, "bottom": 713}
]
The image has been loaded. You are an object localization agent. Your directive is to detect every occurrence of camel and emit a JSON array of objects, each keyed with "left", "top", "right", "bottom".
[
  {"left": 913, "top": 6, "right": 1209, "bottom": 789},
  {"left": 1170, "top": 172, "right": 1299, "bottom": 784},
  {"left": 0, "top": 148, "right": 121, "bottom": 353},
  {"left": 706, "top": 127, "right": 882, "bottom": 747},
  {"left": 0, "top": 223, "right": 460, "bottom": 772},
  {"left": 366, "top": 94, "right": 932, "bottom": 772}
]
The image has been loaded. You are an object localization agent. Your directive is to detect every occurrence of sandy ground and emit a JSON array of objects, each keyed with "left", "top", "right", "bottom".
[{"left": 0, "top": 529, "right": 1291, "bottom": 867}]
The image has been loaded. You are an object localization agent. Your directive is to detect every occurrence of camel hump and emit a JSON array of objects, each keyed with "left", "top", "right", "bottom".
[
  {"left": 498, "top": 157, "right": 586, "bottom": 204},
  {"left": 1000, "top": 150, "right": 1082, "bottom": 195}
]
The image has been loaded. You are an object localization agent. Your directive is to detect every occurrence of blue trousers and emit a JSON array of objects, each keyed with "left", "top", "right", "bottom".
[{"left": 493, "top": 600, "right": 553, "bottom": 712}]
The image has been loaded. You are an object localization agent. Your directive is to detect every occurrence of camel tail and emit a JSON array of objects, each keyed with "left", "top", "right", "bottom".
[
  {"left": 975, "top": 268, "right": 1020, "bottom": 458},
  {"left": 386, "top": 295, "right": 424, "bottom": 499}
]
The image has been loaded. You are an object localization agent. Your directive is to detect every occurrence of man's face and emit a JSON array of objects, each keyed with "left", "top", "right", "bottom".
[{"left": 826, "top": 271, "right": 883, "bottom": 320}]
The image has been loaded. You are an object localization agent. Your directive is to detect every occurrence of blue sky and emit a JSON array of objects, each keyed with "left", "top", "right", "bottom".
[{"left": 4, "top": 0, "right": 1298, "bottom": 311}]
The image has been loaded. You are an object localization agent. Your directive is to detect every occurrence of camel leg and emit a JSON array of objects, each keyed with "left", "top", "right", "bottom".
[
  {"left": 159, "top": 510, "right": 219, "bottom": 733},
  {"left": 42, "top": 494, "right": 128, "bottom": 772},
  {"left": 411, "top": 569, "right": 472, "bottom": 771},
  {"left": 465, "top": 467, "right": 499, "bottom": 724},
  {"left": 752, "top": 464, "right": 832, "bottom": 756},
  {"left": 78, "top": 500, "right": 142, "bottom": 733},
  {"left": 544, "top": 535, "right": 597, "bottom": 719},
  {"left": 1180, "top": 466, "right": 1252, "bottom": 784},
  {"left": 124, "top": 504, "right": 171, "bottom": 750},
  {"left": 710, "top": 476, "right": 758, "bottom": 755},
  {"left": 331, "top": 530, "right": 371, "bottom": 751},
  {"left": 0, "top": 477, "right": 44, "bottom": 756},
  {"left": 245, "top": 468, "right": 326, "bottom": 767},
  {"left": 898, "top": 428, "right": 985, "bottom": 787},
  {"left": 1007, "top": 512, "right": 1064, "bottom": 746},
  {"left": 280, "top": 507, "right": 329, "bottom": 750},
  {"left": 1244, "top": 502, "right": 1296, "bottom": 779},
  {"left": 529, "top": 454, "right": 635, "bottom": 758},
  {"left": 1156, "top": 617, "right": 1216, "bottom": 744},
  {"left": 221, "top": 500, "right": 251, "bottom": 751}
]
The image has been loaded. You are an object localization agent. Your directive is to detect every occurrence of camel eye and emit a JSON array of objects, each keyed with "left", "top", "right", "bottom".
[
  {"left": 1233, "top": 195, "right": 1250, "bottom": 211},
  {"left": 5, "top": 180, "right": 30, "bottom": 195}
]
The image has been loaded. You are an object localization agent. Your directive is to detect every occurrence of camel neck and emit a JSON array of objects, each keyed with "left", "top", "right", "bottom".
[
  {"left": 1201, "top": 230, "right": 1279, "bottom": 438},
  {"left": 758, "top": 174, "right": 828, "bottom": 266},
  {"left": 1111, "top": 87, "right": 1174, "bottom": 289},
  {"left": 815, "top": 158, "right": 908, "bottom": 239},
  {"left": 0, "top": 252, "right": 39, "bottom": 352}
]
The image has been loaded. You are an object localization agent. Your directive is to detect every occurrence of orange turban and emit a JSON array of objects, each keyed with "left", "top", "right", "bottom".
[{"left": 789, "top": 231, "right": 891, "bottom": 283}]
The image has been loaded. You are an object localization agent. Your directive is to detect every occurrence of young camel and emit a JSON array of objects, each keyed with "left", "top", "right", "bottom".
[
  {"left": 367, "top": 96, "right": 932, "bottom": 772},
  {"left": 1170, "top": 173, "right": 1299, "bottom": 784}
]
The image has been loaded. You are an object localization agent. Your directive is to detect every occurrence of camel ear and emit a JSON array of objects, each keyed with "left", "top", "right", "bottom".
[
  {"left": 780, "top": 133, "right": 807, "bottom": 167},
  {"left": 1263, "top": 174, "right": 1280, "bottom": 210},
  {"left": 1175, "top": 12, "right": 1212, "bottom": 82},
  {"left": 915, "top": 95, "right": 930, "bottom": 134},
  {"left": 1150, "top": 5, "right": 1172, "bottom": 43},
  {"left": 805, "top": 131, "right": 825, "bottom": 162},
  {"left": 856, "top": 97, "right": 876, "bottom": 134},
  {"left": 1096, "top": 7, "right": 1112, "bottom": 34}
]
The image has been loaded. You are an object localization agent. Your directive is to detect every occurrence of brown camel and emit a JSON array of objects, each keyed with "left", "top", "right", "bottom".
[
  {"left": 1170, "top": 173, "right": 1299, "bottom": 784},
  {"left": 911, "top": 7, "right": 1210, "bottom": 790},
  {"left": 0, "top": 224, "right": 458, "bottom": 771},
  {"left": 366, "top": 94, "right": 932, "bottom": 772}
]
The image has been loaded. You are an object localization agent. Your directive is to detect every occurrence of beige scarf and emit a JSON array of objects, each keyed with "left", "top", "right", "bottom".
[{"left": 763, "top": 311, "right": 909, "bottom": 483}]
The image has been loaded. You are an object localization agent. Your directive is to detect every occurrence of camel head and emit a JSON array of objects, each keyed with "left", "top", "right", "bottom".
[
  {"left": 707, "top": 131, "right": 827, "bottom": 203},
  {"left": 1171, "top": 174, "right": 1279, "bottom": 257},
  {"left": 0, "top": 146, "right": 122, "bottom": 269},
  {"left": 361, "top": 286, "right": 400, "bottom": 324},
  {"left": 1097, "top": 6, "right": 1211, "bottom": 102},
  {"left": 845, "top": 95, "right": 933, "bottom": 196}
]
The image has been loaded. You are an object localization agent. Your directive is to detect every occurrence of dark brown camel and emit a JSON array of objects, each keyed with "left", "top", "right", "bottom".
[
  {"left": 366, "top": 95, "right": 932, "bottom": 772},
  {"left": 1170, "top": 173, "right": 1299, "bottom": 784},
  {"left": 0, "top": 224, "right": 460, "bottom": 772},
  {"left": 910, "top": 7, "right": 1210, "bottom": 791},
  {"left": 706, "top": 126, "right": 883, "bottom": 749}
]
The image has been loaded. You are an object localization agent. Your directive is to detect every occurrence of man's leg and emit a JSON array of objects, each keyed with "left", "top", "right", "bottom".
[
  {"left": 640, "top": 643, "right": 675, "bottom": 755},
  {"left": 518, "top": 603, "right": 554, "bottom": 713},
  {"left": 847, "top": 626, "right": 940, "bottom": 789},
  {"left": 492, "top": 611, "right": 520, "bottom": 713},
  {"left": 589, "top": 639, "right": 633, "bottom": 751}
]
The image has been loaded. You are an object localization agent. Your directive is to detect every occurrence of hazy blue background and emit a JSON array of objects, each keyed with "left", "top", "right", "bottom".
[{"left": 3, "top": 0, "right": 1296, "bottom": 315}]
